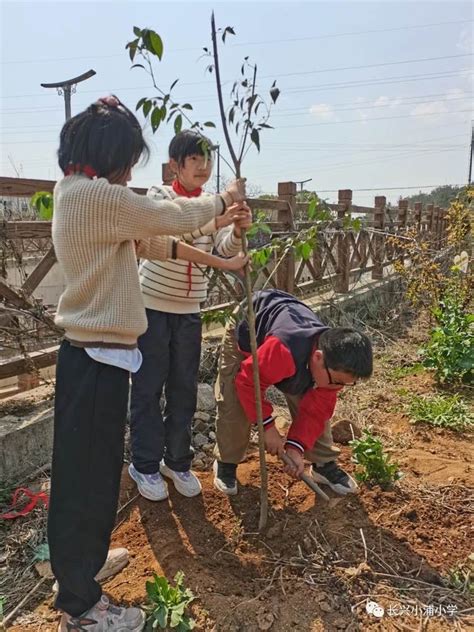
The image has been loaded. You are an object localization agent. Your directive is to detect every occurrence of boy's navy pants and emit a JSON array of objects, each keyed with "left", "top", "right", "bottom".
[
  {"left": 130, "top": 309, "right": 201, "bottom": 474},
  {"left": 48, "top": 340, "right": 129, "bottom": 617}
]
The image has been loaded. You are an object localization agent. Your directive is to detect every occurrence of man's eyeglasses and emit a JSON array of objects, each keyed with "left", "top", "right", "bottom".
[{"left": 324, "top": 360, "right": 357, "bottom": 387}]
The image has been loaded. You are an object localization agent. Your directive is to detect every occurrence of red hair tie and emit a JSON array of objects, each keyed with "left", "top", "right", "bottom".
[
  {"left": 98, "top": 95, "right": 120, "bottom": 108},
  {"left": 64, "top": 163, "right": 98, "bottom": 179}
]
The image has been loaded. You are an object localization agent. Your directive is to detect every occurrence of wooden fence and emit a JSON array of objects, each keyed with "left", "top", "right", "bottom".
[{"left": 0, "top": 176, "right": 449, "bottom": 382}]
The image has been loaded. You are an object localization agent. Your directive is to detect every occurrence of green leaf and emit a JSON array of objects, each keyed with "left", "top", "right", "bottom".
[
  {"left": 143, "top": 100, "right": 152, "bottom": 118},
  {"left": 174, "top": 114, "right": 183, "bottom": 134},
  {"left": 156, "top": 605, "right": 168, "bottom": 628},
  {"left": 126, "top": 39, "right": 139, "bottom": 63},
  {"left": 33, "top": 542, "right": 50, "bottom": 562},
  {"left": 149, "top": 30, "right": 164, "bottom": 59},
  {"left": 136, "top": 97, "right": 147, "bottom": 111},
  {"left": 301, "top": 242, "right": 312, "bottom": 260},
  {"left": 181, "top": 103, "right": 193, "bottom": 110},
  {"left": 250, "top": 128, "right": 260, "bottom": 152},
  {"left": 203, "top": 121, "right": 216, "bottom": 127},
  {"left": 150, "top": 107, "right": 162, "bottom": 132},
  {"left": 130, "top": 63, "right": 145, "bottom": 71},
  {"left": 30, "top": 191, "right": 53, "bottom": 220},
  {"left": 133, "top": 26, "right": 142, "bottom": 37},
  {"left": 170, "top": 78, "right": 179, "bottom": 91}
]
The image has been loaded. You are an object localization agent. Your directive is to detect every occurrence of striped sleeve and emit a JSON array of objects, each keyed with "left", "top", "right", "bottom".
[{"left": 214, "top": 226, "right": 242, "bottom": 257}]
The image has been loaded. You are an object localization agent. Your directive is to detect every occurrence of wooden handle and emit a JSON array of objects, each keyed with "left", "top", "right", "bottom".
[{"left": 280, "top": 453, "right": 330, "bottom": 501}]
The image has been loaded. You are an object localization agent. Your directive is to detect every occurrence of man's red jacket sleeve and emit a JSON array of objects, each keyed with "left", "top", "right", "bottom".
[
  {"left": 285, "top": 387, "right": 338, "bottom": 454},
  {"left": 234, "top": 335, "right": 295, "bottom": 428}
]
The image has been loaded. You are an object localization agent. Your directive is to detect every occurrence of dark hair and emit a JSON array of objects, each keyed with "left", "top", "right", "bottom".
[
  {"left": 318, "top": 328, "right": 373, "bottom": 379},
  {"left": 168, "top": 129, "right": 214, "bottom": 166},
  {"left": 57, "top": 96, "right": 150, "bottom": 180}
]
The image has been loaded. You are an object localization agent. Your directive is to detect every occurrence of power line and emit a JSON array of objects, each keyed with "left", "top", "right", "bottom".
[
  {"left": 2, "top": 18, "right": 471, "bottom": 65},
  {"left": 277, "top": 108, "right": 471, "bottom": 130},
  {"left": 1, "top": 89, "right": 470, "bottom": 117},
  {"left": 315, "top": 183, "right": 464, "bottom": 193},
  {"left": 3, "top": 95, "right": 471, "bottom": 133},
  {"left": 0, "top": 53, "right": 470, "bottom": 100},
  {"left": 259, "top": 53, "right": 472, "bottom": 80}
]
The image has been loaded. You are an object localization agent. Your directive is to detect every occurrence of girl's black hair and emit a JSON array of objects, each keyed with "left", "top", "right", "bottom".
[
  {"left": 319, "top": 328, "right": 373, "bottom": 379},
  {"left": 168, "top": 129, "right": 214, "bottom": 166},
  {"left": 57, "top": 96, "right": 150, "bottom": 180}
]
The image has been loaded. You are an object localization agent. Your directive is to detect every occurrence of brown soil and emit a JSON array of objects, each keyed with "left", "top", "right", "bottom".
[{"left": 7, "top": 324, "right": 474, "bottom": 632}]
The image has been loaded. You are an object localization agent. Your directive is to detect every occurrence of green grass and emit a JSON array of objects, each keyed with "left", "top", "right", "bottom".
[
  {"left": 408, "top": 394, "right": 473, "bottom": 432},
  {"left": 389, "top": 363, "right": 425, "bottom": 380}
]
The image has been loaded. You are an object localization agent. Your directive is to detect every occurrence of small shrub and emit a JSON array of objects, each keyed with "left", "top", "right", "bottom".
[
  {"left": 350, "top": 430, "right": 401, "bottom": 489},
  {"left": 145, "top": 571, "right": 195, "bottom": 631},
  {"left": 420, "top": 266, "right": 473, "bottom": 385},
  {"left": 409, "top": 394, "right": 473, "bottom": 432}
]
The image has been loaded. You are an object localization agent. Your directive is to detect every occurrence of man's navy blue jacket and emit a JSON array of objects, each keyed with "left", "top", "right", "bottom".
[{"left": 234, "top": 290, "right": 340, "bottom": 454}]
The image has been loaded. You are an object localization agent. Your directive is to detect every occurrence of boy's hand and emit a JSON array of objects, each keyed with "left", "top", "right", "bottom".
[
  {"left": 222, "top": 178, "right": 247, "bottom": 205},
  {"left": 219, "top": 252, "right": 249, "bottom": 271},
  {"left": 264, "top": 425, "right": 285, "bottom": 456},
  {"left": 232, "top": 202, "right": 253, "bottom": 237},
  {"left": 215, "top": 202, "right": 250, "bottom": 229},
  {"left": 283, "top": 448, "right": 305, "bottom": 479}
]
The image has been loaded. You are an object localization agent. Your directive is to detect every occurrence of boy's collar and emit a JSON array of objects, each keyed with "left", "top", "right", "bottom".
[{"left": 172, "top": 179, "right": 202, "bottom": 198}]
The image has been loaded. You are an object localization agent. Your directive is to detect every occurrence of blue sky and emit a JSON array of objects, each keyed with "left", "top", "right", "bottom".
[{"left": 1, "top": 1, "right": 472, "bottom": 205}]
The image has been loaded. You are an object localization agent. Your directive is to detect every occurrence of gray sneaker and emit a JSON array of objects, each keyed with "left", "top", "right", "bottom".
[
  {"left": 128, "top": 463, "right": 168, "bottom": 501},
  {"left": 61, "top": 595, "right": 145, "bottom": 631}
]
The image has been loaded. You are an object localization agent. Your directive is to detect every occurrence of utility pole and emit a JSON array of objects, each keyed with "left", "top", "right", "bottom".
[
  {"left": 211, "top": 144, "right": 221, "bottom": 192},
  {"left": 41, "top": 69, "right": 96, "bottom": 120},
  {"left": 468, "top": 122, "right": 473, "bottom": 185},
  {"left": 294, "top": 177, "right": 312, "bottom": 193}
]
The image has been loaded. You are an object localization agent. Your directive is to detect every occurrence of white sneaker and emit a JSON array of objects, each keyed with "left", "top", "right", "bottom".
[
  {"left": 59, "top": 595, "right": 145, "bottom": 631},
  {"left": 160, "top": 462, "right": 202, "bottom": 497},
  {"left": 53, "top": 547, "right": 129, "bottom": 593},
  {"left": 128, "top": 463, "right": 168, "bottom": 501}
]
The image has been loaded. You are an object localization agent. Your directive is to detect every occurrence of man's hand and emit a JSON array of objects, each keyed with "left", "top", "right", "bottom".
[
  {"left": 264, "top": 425, "right": 285, "bottom": 456},
  {"left": 283, "top": 447, "right": 305, "bottom": 479}
]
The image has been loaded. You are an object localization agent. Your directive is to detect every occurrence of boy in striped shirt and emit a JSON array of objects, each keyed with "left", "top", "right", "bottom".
[{"left": 129, "top": 130, "right": 252, "bottom": 500}]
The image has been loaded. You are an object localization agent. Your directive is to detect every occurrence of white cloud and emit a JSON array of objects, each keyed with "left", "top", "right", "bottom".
[
  {"left": 411, "top": 101, "right": 449, "bottom": 117},
  {"left": 374, "top": 96, "right": 390, "bottom": 108},
  {"left": 457, "top": 27, "right": 472, "bottom": 53},
  {"left": 309, "top": 103, "right": 338, "bottom": 121}
]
